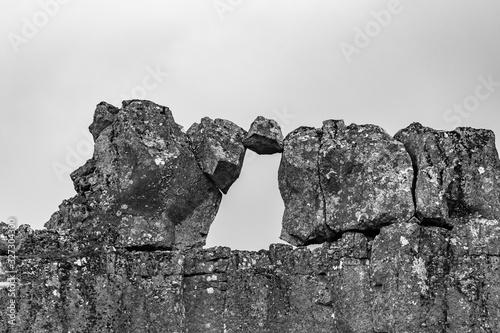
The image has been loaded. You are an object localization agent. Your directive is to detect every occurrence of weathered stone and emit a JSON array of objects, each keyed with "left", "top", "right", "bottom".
[
  {"left": 3, "top": 216, "right": 500, "bottom": 331},
  {"left": 320, "top": 120, "right": 415, "bottom": 233},
  {"left": 243, "top": 116, "right": 284, "bottom": 154},
  {"left": 370, "top": 222, "right": 450, "bottom": 332},
  {"left": 278, "top": 127, "right": 333, "bottom": 245},
  {"left": 187, "top": 117, "right": 247, "bottom": 194},
  {"left": 0, "top": 222, "right": 32, "bottom": 255},
  {"left": 45, "top": 100, "right": 222, "bottom": 250},
  {"left": 88, "top": 101, "right": 120, "bottom": 140},
  {"left": 446, "top": 217, "right": 500, "bottom": 332},
  {"left": 395, "top": 122, "right": 500, "bottom": 228},
  {"left": 1, "top": 232, "right": 376, "bottom": 332},
  {"left": 4, "top": 101, "right": 500, "bottom": 331},
  {"left": 278, "top": 120, "right": 415, "bottom": 246}
]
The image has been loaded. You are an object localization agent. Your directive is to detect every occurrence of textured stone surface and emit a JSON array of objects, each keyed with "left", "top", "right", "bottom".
[
  {"left": 320, "top": 120, "right": 414, "bottom": 232},
  {"left": 446, "top": 217, "right": 500, "bottom": 332},
  {"left": 371, "top": 222, "right": 450, "bottom": 332},
  {"left": 6, "top": 220, "right": 498, "bottom": 332},
  {"left": 278, "top": 121, "right": 414, "bottom": 245},
  {"left": 187, "top": 117, "right": 247, "bottom": 194},
  {"left": 0, "top": 222, "right": 32, "bottom": 255},
  {"left": 0, "top": 230, "right": 375, "bottom": 333},
  {"left": 45, "top": 100, "right": 222, "bottom": 250},
  {"left": 3, "top": 102, "right": 500, "bottom": 331},
  {"left": 395, "top": 122, "right": 500, "bottom": 228},
  {"left": 243, "top": 116, "right": 284, "bottom": 154},
  {"left": 278, "top": 127, "right": 332, "bottom": 245}
]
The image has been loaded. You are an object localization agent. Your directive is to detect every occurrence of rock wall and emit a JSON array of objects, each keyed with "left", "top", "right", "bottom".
[{"left": 1, "top": 100, "right": 499, "bottom": 332}]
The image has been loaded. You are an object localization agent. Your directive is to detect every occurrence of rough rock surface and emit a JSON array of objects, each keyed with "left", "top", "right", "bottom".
[
  {"left": 278, "top": 127, "right": 332, "bottom": 245},
  {"left": 2, "top": 101, "right": 500, "bottom": 331},
  {"left": 395, "top": 122, "right": 500, "bottom": 228},
  {"left": 45, "top": 100, "right": 222, "bottom": 250},
  {"left": 320, "top": 120, "right": 414, "bottom": 232},
  {"left": 187, "top": 117, "right": 247, "bottom": 194},
  {"left": 3, "top": 217, "right": 499, "bottom": 332},
  {"left": 243, "top": 116, "right": 284, "bottom": 154},
  {"left": 278, "top": 120, "right": 414, "bottom": 245}
]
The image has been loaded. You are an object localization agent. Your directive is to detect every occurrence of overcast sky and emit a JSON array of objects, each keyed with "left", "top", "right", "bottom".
[{"left": 1, "top": 0, "right": 500, "bottom": 250}]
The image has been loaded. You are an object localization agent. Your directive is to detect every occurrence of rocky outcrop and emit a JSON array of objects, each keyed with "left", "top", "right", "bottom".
[
  {"left": 46, "top": 100, "right": 222, "bottom": 250},
  {"left": 187, "top": 117, "right": 247, "bottom": 194},
  {"left": 395, "top": 122, "right": 500, "bottom": 228},
  {"left": 243, "top": 116, "right": 284, "bottom": 154},
  {"left": 2, "top": 217, "right": 499, "bottom": 332},
  {"left": 320, "top": 120, "right": 414, "bottom": 233},
  {"left": 278, "top": 127, "right": 330, "bottom": 245},
  {"left": 278, "top": 120, "right": 414, "bottom": 245},
  {"left": 1, "top": 101, "right": 500, "bottom": 332}
]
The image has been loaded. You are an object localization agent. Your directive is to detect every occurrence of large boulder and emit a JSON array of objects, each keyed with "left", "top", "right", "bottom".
[
  {"left": 45, "top": 100, "right": 222, "bottom": 250},
  {"left": 394, "top": 123, "right": 500, "bottom": 228},
  {"left": 187, "top": 117, "right": 247, "bottom": 194},
  {"left": 278, "top": 127, "right": 333, "bottom": 246},
  {"left": 243, "top": 116, "right": 284, "bottom": 154},
  {"left": 278, "top": 120, "right": 415, "bottom": 245},
  {"left": 320, "top": 120, "right": 414, "bottom": 233}
]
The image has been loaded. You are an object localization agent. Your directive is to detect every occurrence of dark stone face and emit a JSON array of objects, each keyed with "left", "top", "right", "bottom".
[
  {"left": 319, "top": 121, "right": 414, "bottom": 233},
  {"left": 278, "top": 120, "right": 414, "bottom": 245},
  {"left": 395, "top": 122, "right": 500, "bottom": 228},
  {"left": 45, "top": 100, "right": 222, "bottom": 250},
  {"left": 4, "top": 103, "right": 499, "bottom": 332},
  {"left": 243, "top": 116, "right": 284, "bottom": 154},
  {"left": 278, "top": 126, "right": 330, "bottom": 245},
  {"left": 187, "top": 117, "right": 247, "bottom": 194}
]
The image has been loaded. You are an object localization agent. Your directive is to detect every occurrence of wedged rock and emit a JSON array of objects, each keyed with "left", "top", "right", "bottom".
[
  {"left": 319, "top": 120, "right": 415, "bottom": 233},
  {"left": 45, "top": 100, "right": 222, "bottom": 250},
  {"left": 278, "top": 127, "right": 333, "bottom": 246},
  {"left": 395, "top": 123, "right": 500, "bottom": 228},
  {"left": 243, "top": 116, "right": 284, "bottom": 154},
  {"left": 187, "top": 117, "right": 247, "bottom": 194}
]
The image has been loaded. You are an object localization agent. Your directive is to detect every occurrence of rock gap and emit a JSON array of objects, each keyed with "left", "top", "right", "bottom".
[{"left": 204, "top": 151, "right": 286, "bottom": 251}]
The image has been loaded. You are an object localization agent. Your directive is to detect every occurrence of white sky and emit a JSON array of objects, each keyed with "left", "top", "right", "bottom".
[{"left": 1, "top": 0, "right": 500, "bottom": 250}]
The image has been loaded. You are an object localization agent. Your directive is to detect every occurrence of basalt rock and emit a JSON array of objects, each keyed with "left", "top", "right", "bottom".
[
  {"left": 278, "top": 120, "right": 414, "bottom": 245},
  {"left": 4, "top": 217, "right": 499, "bottom": 332},
  {"left": 278, "top": 127, "right": 332, "bottom": 245},
  {"left": 395, "top": 122, "right": 500, "bottom": 228},
  {"left": 2, "top": 101, "right": 500, "bottom": 332},
  {"left": 320, "top": 120, "right": 414, "bottom": 233},
  {"left": 187, "top": 117, "right": 247, "bottom": 194},
  {"left": 243, "top": 116, "right": 284, "bottom": 154},
  {"left": 0, "top": 222, "right": 32, "bottom": 255},
  {"left": 45, "top": 100, "right": 222, "bottom": 250}
]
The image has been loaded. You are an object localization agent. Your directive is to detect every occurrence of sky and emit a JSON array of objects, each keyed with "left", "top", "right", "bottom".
[{"left": 1, "top": 0, "right": 500, "bottom": 251}]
